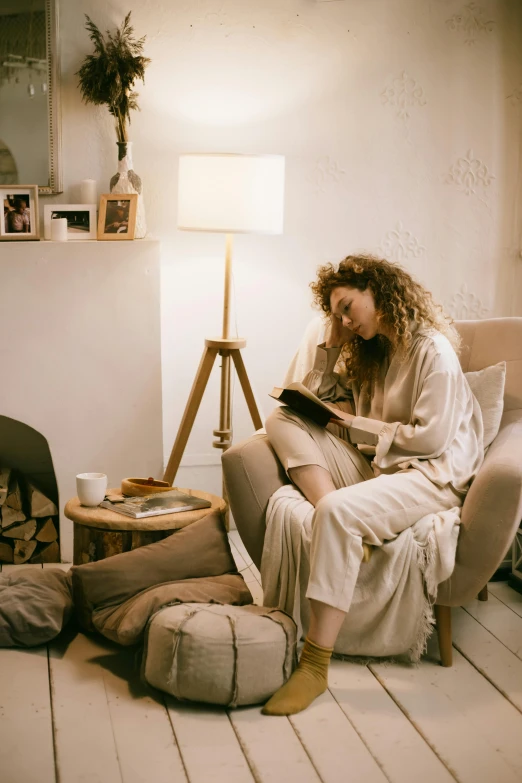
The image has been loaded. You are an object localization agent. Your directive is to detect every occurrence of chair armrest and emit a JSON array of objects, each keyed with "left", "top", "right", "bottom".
[{"left": 437, "top": 409, "right": 522, "bottom": 605}]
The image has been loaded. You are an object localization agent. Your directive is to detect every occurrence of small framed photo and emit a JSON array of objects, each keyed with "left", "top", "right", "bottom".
[
  {"left": 44, "top": 204, "right": 97, "bottom": 240},
  {"left": 98, "top": 194, "right": 138, "bottom": 240},
  {"left": 0, "top": 185, "right": 39, "bottom": 241}
]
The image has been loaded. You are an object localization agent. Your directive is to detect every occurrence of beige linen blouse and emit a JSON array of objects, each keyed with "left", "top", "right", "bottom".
[{"left": 303, "top": 326, "right": 484, "bottom": 494}]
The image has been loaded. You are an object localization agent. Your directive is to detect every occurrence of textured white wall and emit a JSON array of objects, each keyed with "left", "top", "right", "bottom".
[{"left": 50, "top": 0, "right": 522, "bottom": 493}]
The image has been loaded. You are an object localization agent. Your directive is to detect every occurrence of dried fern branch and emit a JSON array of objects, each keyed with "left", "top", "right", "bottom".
[{"left": 76, "top": 12, "right": 150, "bottom": 143}]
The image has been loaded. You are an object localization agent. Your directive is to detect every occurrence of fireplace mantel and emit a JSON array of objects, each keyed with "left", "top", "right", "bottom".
[{"left": 0, "top": 239, "right": 163, "bottom": 561}]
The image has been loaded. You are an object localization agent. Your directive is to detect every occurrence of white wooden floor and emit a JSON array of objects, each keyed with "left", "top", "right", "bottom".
[{"left": 1, "top": 532, "right": 522, "bottom": 783}]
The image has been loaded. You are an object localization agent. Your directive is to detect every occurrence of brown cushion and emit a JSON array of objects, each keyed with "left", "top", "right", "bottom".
[
  {"left": 92, "top": 573, "right": 253, "bottom": 646},
  {"left": 0, "top": 568, "right": 73, "bottom": 647},
  {"left": 71, "top": 509, "right": 236, "bottom": 631}
]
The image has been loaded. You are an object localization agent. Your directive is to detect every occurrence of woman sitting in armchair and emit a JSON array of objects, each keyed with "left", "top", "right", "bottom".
[{"left": 261, "top": 254, "right": 484, "bottom": 716}]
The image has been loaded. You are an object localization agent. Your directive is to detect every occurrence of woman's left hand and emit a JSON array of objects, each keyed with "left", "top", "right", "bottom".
[{"left": 325, "top": 403, "right": 355, "bottom": 429}]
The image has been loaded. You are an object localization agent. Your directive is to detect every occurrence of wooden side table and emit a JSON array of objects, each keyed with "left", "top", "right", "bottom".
[{"left": 65, "top": 488, "right": 226, "bottom": 565}]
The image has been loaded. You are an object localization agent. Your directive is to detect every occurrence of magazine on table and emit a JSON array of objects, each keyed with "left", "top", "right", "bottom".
[
  {"left": 269, "top": 381, "right": 344, "bottom": 427},
  {"left": 100, "top": 490, "right": 211, "bottom": 519}
]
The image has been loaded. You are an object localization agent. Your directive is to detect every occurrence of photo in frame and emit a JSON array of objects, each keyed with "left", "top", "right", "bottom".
[
  {"left": 98, "top": 194, "right": 138, "bottom": 240},
  {"left": 0, "top": 185, "right": 40, "bottom": 241},
  {"left": 44, "top": 204, "right": 98, "bottom": 240}
]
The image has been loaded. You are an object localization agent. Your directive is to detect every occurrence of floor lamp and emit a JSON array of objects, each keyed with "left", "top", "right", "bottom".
[{"left": 163, "top": 153, "right": 286, "bottom": 487}]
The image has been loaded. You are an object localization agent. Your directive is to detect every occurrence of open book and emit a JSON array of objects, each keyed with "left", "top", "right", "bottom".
[{"left": 269, "top": 382, "right": 344, "bottom": 427}]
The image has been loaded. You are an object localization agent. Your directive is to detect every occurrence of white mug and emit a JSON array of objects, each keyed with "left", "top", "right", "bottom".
[{"left": 76, "top": 472, "right": 108, "bottom": 507}]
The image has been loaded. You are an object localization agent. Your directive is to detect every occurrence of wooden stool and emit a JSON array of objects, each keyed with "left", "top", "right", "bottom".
[{"left": 65, "top": 488, "right": 226, "bottom": 565}]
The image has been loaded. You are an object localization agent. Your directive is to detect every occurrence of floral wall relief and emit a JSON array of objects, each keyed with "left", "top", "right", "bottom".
[
  {"left": 379, "top": 222, "right": 425, "bottom": 263},
  {"left": 445, "top": 3, "right": 495, "bottom": 45},
  {"left": 308, "top": 155, "right": 346, "bottom": 195},
  {"left": 445, "top": 150, "right": 494, "bottom": 197},
  {"left": 381, "top": 71, "right": 426, "bottom": 120},
  {"left": 446, "top": 283, "right": 490, "bottom": 320}
]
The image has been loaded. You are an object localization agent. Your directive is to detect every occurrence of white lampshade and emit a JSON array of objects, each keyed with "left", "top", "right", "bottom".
[{"left": 177, "top": 153, "right": 285, "bottom": 234}]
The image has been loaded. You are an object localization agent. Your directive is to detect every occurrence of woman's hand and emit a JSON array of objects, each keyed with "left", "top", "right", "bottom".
[
  {"left": 325, "top": 314, "right": 356, "bottom": 348},
  {"left": 324, "top": 403, "right": 355, "bottom": 429}
]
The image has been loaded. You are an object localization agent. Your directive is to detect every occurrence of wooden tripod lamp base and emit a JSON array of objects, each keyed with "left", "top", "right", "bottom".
[{"left": 163, "top": 337, "right": 263, "bottom": 486}]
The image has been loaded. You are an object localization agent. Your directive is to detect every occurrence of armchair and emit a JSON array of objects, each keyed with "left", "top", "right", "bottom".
[{"left": 222, "top": 318, "right": 522, "bottom": 666}]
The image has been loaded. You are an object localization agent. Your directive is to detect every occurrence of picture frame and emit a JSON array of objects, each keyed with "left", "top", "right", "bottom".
[
  {"left": 43, "top": 204, "right": 98, "bottom": 240},
  {"left": 97, "top": 194, "right": 138, "bottom": 240},
  {"left": 0, "top": 185, "right": 40, "bottom": 241}
]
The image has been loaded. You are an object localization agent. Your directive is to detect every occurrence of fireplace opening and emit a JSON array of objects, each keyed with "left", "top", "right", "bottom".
[{"left": 0, "top": 415, "right": 60, "bottom": 564}]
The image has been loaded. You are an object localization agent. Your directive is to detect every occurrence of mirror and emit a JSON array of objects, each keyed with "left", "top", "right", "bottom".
[{"left": 0, "top": 0, "right": 62, "bottom": 194}]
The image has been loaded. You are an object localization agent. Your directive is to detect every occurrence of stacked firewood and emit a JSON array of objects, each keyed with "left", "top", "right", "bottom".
[{"left": 0, "top": 467, "right": 60, "bottom": 564}]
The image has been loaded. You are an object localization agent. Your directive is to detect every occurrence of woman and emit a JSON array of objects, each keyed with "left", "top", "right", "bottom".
[{"left": 262, "top": 254, "right": 484, "bottom": 716}]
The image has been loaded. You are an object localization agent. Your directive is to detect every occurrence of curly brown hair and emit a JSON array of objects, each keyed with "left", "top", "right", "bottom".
[{"left": 310, "top": 254, "right": 460, "bottom": 385}]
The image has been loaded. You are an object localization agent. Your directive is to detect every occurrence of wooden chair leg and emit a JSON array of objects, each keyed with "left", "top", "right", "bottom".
[
  {"left": 434, "top": 604, "right": 452, "bottom": 667},
  {"left": 477, "top": 585, "right": 488, "bottom": 601}
]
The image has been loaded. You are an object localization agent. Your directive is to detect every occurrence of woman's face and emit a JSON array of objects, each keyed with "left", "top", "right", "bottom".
[{"left": 330, "top": 285, "right": 382, "bottom": 340}]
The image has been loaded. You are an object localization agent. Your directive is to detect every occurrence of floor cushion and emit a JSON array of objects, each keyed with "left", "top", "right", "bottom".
[
  {"left": 92, "top": 574, "right": 253, "bottom": 646},
  {"left": 142, "top": 603, "right": 297, "bottom": 707},
  {"left": 71, "top": 509, "right": 235, "bottom": 632},
  {"left": 0, "top": 568, "right": 73, "bottom": 647}
]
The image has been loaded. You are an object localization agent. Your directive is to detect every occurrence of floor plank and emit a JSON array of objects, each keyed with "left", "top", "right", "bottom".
[
  {"left": 463, "top": 593, "right": 522, "bottom": 660},
  {"left": 43, "top": 563, "right": 72, "bottom": 572},
  {"left": 371, "top": 647, "right": 522, "bottom": 783},
  {"left": 49, "top": 630, "right": 187, "bottom": 783},
  {"left": 101, "top": 647, "right": 187, "bottom": 783},
  {"left": 290, "top": 689, "right": 388, "bottom": 783},
  {"left": 452, "top": 607, "right": 522, "bottom": 713},
  {"left": 0, "top": 646, "right": 55, "bottom": 783},
  {"left": 488, "top": 581, "right": 522, "bottom": 619},
  {"left": 49, "top": 630, "right": 123, "bottom": 782},
  {"left": 329, "top": 659, "right": 455, "bottom": 783},
  {"left": 229, "top": 706, "right": 321, "bottom": 782},
  {"left": 165, "top": 699, "right": 254, "bottom": 783},
  {"left": 229, "top": 531, "right": 253, "bottom": 567}
]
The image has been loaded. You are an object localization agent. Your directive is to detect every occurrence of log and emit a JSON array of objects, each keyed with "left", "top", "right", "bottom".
[
  {"left": 30, "top": 485, "right": 58, "bottom": 518},
  {"left": 2, "top": 518, "right": 37, "bottom": 540},
  {"left": 35, "top": 517, "right": 58, "bottom": 543},
  {"left": 1, "top": 505, "right": 26, "bottom": 528},
  {"left": 5, "top": 477, "right": 23, "bottom": 511},
  {"left": 0, "top": 541, "right": 14, "bottom": 563},
  {"left": 0, "top": 467, "right": 10, "bottom": 506},
  {"left": 13, "top": 539, "right": 37, "bottom": 564},
  {"left": 30, "top": 540, "right": 60, "bottom": 564}
]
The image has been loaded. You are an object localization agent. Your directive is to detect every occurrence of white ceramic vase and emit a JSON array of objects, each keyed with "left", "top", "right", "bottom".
[{"left": 110, "top": 141, "right": 147, "bottom": 238}]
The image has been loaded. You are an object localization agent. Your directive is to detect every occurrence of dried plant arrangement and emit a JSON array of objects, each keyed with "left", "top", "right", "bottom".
[{"left": 76, "top": 12, "right": 151, "bottom": 143}]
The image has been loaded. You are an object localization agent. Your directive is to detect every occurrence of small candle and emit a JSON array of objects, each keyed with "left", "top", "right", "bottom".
[
  {"left": 50, "top": 217, "right": 68, "bottom": 241},
  {"left": 80, "top": 179, "right": 97, "bottom": 205}
]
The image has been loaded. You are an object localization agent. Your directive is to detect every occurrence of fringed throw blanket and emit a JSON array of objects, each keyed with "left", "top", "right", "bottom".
[{"left": 261, "top": 485, "right": 461, "bottom": 661}]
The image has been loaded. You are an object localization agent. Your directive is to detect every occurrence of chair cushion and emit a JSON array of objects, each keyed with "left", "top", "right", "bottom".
[
  {"left": 142, "top": 603, "right": 297, "bottom": 707},
  {"left": 465, "top": 361, "right": 506, "bottom": 448},
  {"left": 0, "top": 568, "right": 73, "bottom": 647},
  {"left": 92, "top": 574, "right": 253, "bottom": 646},
  {"left": 70, "top": 509, "right": 236, "bottom": 632}
]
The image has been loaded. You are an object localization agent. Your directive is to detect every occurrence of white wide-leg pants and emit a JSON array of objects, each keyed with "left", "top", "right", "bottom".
[{"left": 265, "top": 406, "right": 462, "bottom": 612}]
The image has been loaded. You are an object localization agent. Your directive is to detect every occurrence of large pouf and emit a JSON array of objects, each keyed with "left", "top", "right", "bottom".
[{"left": 142, "top": 603, "right": 298, "bottom": 708}]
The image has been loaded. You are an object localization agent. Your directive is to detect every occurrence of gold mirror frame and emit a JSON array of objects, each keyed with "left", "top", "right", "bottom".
[{"left": 41, "top": 0, "right": 62, "bottom": 194}]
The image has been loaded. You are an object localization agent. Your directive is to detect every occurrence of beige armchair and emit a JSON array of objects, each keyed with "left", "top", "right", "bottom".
[{"left": 222, "top": 318, "right": 522, "bottom": 666}]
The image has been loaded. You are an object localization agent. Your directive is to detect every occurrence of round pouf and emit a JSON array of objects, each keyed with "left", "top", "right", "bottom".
[{"left": 142, "top": 603, "right": 298, "bottom": 708}]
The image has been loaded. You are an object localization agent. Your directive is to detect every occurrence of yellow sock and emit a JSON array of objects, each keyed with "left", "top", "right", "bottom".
[{"left": 261, "top": 637, "right": 333, "bottom": 716}]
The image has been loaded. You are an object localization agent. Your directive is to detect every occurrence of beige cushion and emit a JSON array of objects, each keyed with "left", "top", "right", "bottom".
[
  {"left": 142, "top": 603, "right": 297, "bottom": 707},
  {"left": 92, "top": 574, "right": 253, "bottom": 646},
  {"left": 71, "top": 509, "right": 236, "bottom": 632},
  {"left": 0, "top": 568, "right": 72, "bottom": 647},
  {"left": 465, "top": 362, "right": 506, "bottom": 448}
]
